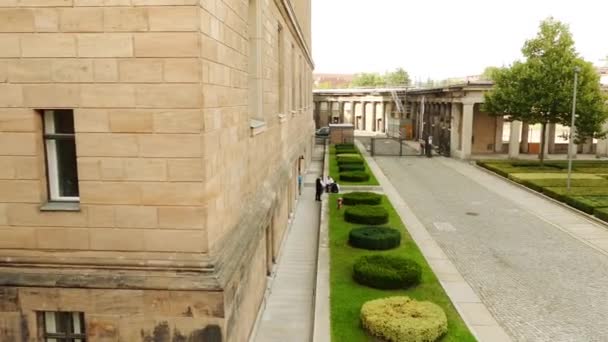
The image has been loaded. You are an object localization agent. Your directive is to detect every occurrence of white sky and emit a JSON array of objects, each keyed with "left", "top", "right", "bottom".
[{"left": 311, "top": 0, "right": 608, "bottom": 81}]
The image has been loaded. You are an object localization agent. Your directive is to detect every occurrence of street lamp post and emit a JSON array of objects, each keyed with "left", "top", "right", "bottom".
[{"left": 567, "top": 66, "right": 581, "bottom": 192}]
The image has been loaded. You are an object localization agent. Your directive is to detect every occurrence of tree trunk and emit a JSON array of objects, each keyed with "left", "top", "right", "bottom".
[{"left": 539, "top": 122, "right": 547, "bottom": 166}]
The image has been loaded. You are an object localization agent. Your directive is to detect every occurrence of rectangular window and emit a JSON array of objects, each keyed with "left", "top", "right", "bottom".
[
  {"left": 43, "top": 109, "right": 79, "bottom": 202},
  {"left": 248, "top": 0, "right": 263, "bottom": 120},
  {"left": 41, "top": 311, "right": 86, "bottom": 342},
  {"left": 291, "top": 44, "right": 296, "bottom": 112},
  {"left": 278, "top": 25, "right": 285, "bottom": 114}
]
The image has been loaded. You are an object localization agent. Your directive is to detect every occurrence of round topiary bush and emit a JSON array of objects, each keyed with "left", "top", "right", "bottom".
[
  {"left": 361, "top": 296, "right": 447, "bottom": 342},
  {"left": 349, "top": 227, "right": 401, "bottom": 250},
  {"left": 340, "top": 171, "right": 370, "bottom": 182},
  {"left": 344, "top": 205, "right": 388, "bottom": 224},
  {"left": 342, "top": 192, "right": 382, "bottom": 205},
  {"left": 339, "top": 163, "right": 365, "bottom": 172},
  {"left": 353, "top": 255, "right": 421, "bottom": 289}
]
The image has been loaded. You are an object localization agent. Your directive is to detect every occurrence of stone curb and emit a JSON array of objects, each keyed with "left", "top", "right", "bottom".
[
  {"left": 356, "top": 141, "right": 513, "bottom": 342},
  {"left": 312, "top": 143, "right": 331, "bottom": 342}
]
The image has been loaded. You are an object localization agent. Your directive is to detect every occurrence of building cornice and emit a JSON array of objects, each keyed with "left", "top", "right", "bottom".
[{"left": 275, "top": 0, "right": 314, "bottom": 68}]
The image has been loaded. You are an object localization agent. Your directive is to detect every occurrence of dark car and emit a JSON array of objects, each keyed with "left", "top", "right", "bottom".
[{"left": 315, "top": 127, "right": 329, "bottom": 137}]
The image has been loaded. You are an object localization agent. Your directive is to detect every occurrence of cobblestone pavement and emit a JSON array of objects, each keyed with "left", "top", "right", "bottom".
[{"left": 374, "top": 156, "right": 608, "bottom": 342}]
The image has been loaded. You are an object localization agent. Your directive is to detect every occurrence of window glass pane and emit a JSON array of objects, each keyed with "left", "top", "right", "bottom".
[
  {"left": 53, "top": 110, "right": 75, "bottom": 134},
  {"left": 56, "top": 139, "right": 79, "bottom": 197},
  {"left": 44, "top": 312, "right": 57, "bottom": 333},
  {"left": 72, "top": 312, "right": 82, "bottom": 334}
]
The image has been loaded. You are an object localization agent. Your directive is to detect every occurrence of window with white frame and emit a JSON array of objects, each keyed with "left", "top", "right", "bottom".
[
  {"left": 40, "top": 311, "right": 86, "bottom": 342},
  {"left": 43, "top": 110, "right": 79, "bottom": 202}
]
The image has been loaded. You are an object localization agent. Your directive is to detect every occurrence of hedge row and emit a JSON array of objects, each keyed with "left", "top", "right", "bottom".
[
  {"left": 342, "top": 192, "right": 382, "bottom": 205},
  {"left": 353, "top": 255, "right": 421, "bottom": 289},
  {"left": 344, "top": 205, "right": 388, "bottom": 225},
  {"left": 349, "top": 227, "right": 401, "bottom": 250}
]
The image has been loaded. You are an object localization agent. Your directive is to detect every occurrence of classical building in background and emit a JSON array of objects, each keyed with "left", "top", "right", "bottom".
[
  {"left": 315, "top": 83, "right": 608, "bottom": 159},
  {"left": 0, "top": 1, "right": 313, "bottom": 341}
]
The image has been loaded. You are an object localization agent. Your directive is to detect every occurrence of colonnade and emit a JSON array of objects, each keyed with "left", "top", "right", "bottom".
[{"left": 313, "top": 99, "right": 393, "bottom": 133}]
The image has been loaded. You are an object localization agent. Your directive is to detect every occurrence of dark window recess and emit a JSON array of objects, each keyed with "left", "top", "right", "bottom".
[
  {"left": 41, "top": 311, "right": 86, "bottom": 342},
  {"left": 43, "top": 110, "right": 79, "bottom": 201}
]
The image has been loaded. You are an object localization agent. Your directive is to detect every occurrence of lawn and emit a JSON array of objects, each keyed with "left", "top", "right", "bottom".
[
  {"left": 477, "top": 160, "right": 608, "bottom": 221},
  {"left": 329, "top": 145, "right": 379, "bottom": 186},
  {"left": 329, "top": 193, "right": 476, "bottom": 342}
]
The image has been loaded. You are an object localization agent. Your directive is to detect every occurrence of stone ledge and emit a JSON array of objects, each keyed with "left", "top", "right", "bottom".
[{"left": 40, "top": 201, "right": 80, "bottom": 212}]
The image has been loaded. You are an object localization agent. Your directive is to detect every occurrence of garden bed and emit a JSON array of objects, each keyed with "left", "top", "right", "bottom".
[
  {"left": 329, "top": 193, "right": 475, "bottom": 341},
  {"left": 329, "top": 145, "right": 379, "bottom": 186},
  {"left": 477, "top": 160, "right": 608, "bottom": 222}
]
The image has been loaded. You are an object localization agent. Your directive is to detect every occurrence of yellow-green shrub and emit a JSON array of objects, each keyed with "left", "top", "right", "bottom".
[{"left": 360, "top": 296, "right": 447, "bottom": 342}]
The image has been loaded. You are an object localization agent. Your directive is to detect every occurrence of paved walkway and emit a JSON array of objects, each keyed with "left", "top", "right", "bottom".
[
  {"left": 253, "top": 146, "right": 323, "bottom": 342},
  {"left": 374, "top": 155, "right": 608, "bottom": 342}
]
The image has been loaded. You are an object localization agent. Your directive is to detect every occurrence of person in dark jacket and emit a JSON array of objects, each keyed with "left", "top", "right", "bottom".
[{"left": 315, "top": 177, "right": 323, "bottom": 201}]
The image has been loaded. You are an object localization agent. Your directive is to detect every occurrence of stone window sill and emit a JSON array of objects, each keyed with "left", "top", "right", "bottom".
[
  {"left": 250, "top": 118, "right": 267, "bottom": 136},
  {"left": 40, "top": 201, "right": 81, "bottom": 212}
]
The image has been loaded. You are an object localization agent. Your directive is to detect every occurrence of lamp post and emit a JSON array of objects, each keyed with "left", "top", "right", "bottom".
[{"left": 566, "top": 66, "right": 581, "bottom": 192}]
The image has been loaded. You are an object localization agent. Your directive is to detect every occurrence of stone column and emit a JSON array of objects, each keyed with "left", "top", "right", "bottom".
[
  {"left": 450, "top": 103, "right": 462, "bottom": 156},
  {"left": 461, "top": 103, "right": 475, "bottom": 159},
  {"left": 339, "top": 101, "right": 345, "bottom": 123},
  {"left": 520, "top": 123, "right": 529, "bottom": 153},
  {"left": 509, "top": 120, "right": 522, "bottom": 158},
  {"left": 372, "top": 102, "right": 377, "bottom": 132},
  {"left": 494, "top": 116, "right": 504, "bottom": 153},
  {"left": 382, "top": 102, "right": 387, "bottom": 133},
  {"left": 543, "top": 124, "right": 550, "bottom": 157},
  {"left": 361, "top": 101, "right": 367, "bottom": 131},
  {"left": 596, "top": 121, "right": 608, "bottom": 157}
]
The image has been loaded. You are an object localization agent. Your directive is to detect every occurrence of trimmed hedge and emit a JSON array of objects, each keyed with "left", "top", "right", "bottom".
[
  {"left": 336, "top": 153, "right": 362, "bottom": 161},
  {"left": 353, "top": 255, "right": 421, "bottom": 289},
  {"left": 337, "top": 159, "right": 364, "bottom": 166},
  {"left": 336, "top": 143, "right": 355, "bottom": 150},
  {"left": 361, "top": 296, "right": 448, "bottom": 342},
  {"left": 543, "top": 187, "right": 608, "bottom": 202},
  {"left": 563, "top": 196, "right": 608, "bottom": 215},
  {"left": 594, "top": 207, "right": 608, "bottom": 222},
  {"left": 349, "top": 227, "right": 401, "bottom": 250},
  {"left": 342, "top": 192, "right": 382, "bottom": 205},
  {"left": 340, "top": 171, "right": 370, "bottom": 182},
  {"left": 336, "top": 149, "right": 359, "bottom": 155},
  {"left": 344, "top": 205, "right": 388, "bottom": 225},
  {"left": 339, "top": 163, "right": 365, "bottom": 172}
]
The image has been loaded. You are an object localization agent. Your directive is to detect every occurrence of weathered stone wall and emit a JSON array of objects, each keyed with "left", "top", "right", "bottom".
[
  {"left": 0, "top": 286, "right": 225, "bottom": 342},
  {"left": 0, "top": 0, "right": 313, "bottom": 340}
]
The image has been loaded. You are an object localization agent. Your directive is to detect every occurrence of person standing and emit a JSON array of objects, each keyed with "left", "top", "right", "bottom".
[
  {"left": 298, "top": 174, "right": 303, "bottom": 195},
  {"left": 315, "top": 177, "right": 323, "bottom": 201}
]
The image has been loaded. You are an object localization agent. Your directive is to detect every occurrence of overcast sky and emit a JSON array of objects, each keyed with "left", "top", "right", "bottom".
[{"left": 311, "top": 0, "right": 608, "bottom": 81}]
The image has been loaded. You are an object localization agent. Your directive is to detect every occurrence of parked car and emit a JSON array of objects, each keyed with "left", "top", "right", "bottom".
[{"left": 315, "top": 126, "right": 330, "bottom": 137}]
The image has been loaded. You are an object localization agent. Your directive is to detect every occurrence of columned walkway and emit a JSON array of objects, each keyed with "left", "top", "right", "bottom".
[{"left": 252, "top": 146, "right": 323, "bottom": 342}]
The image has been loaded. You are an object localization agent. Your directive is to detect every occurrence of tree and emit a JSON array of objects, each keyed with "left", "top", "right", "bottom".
[
  {"left": 350, "top": 73, "right": 385, "bottom": 88},
  {"left": 484, "top": 18, "right": 608, "bottom": 164},
  {"left": 385, "top": 68, "right": 411, "bottom": 86},
  {"left": 480, "top": 66, "right": 502, "bottom": 81}
]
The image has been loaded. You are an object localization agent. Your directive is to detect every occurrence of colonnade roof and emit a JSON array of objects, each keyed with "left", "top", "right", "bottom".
[{"left": 313, "top": 82, "right": 495, "bottom": 97}]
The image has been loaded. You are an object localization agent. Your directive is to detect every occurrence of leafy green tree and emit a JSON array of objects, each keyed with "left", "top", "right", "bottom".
[
  {"left": 484, "top": 18, "right": 608, "bottom": 164},
  {"left": 350, "top": 73, "right": 385, "bottom": 88},
  {"left": 480, "top": 66, "right": 502, "bottom": 81},
  {"left": 385, "top": 68, "right": 411, "bottom": 86}
]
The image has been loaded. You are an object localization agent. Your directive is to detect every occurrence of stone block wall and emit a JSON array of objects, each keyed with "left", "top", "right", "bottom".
[{"left": 0, "top": 0, "right": 314, "bottom": 340}]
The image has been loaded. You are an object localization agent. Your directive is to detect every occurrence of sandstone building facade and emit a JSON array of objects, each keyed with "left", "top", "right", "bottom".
[{"left": 0, "top": 1, "right": 314, "bottom": 341}]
